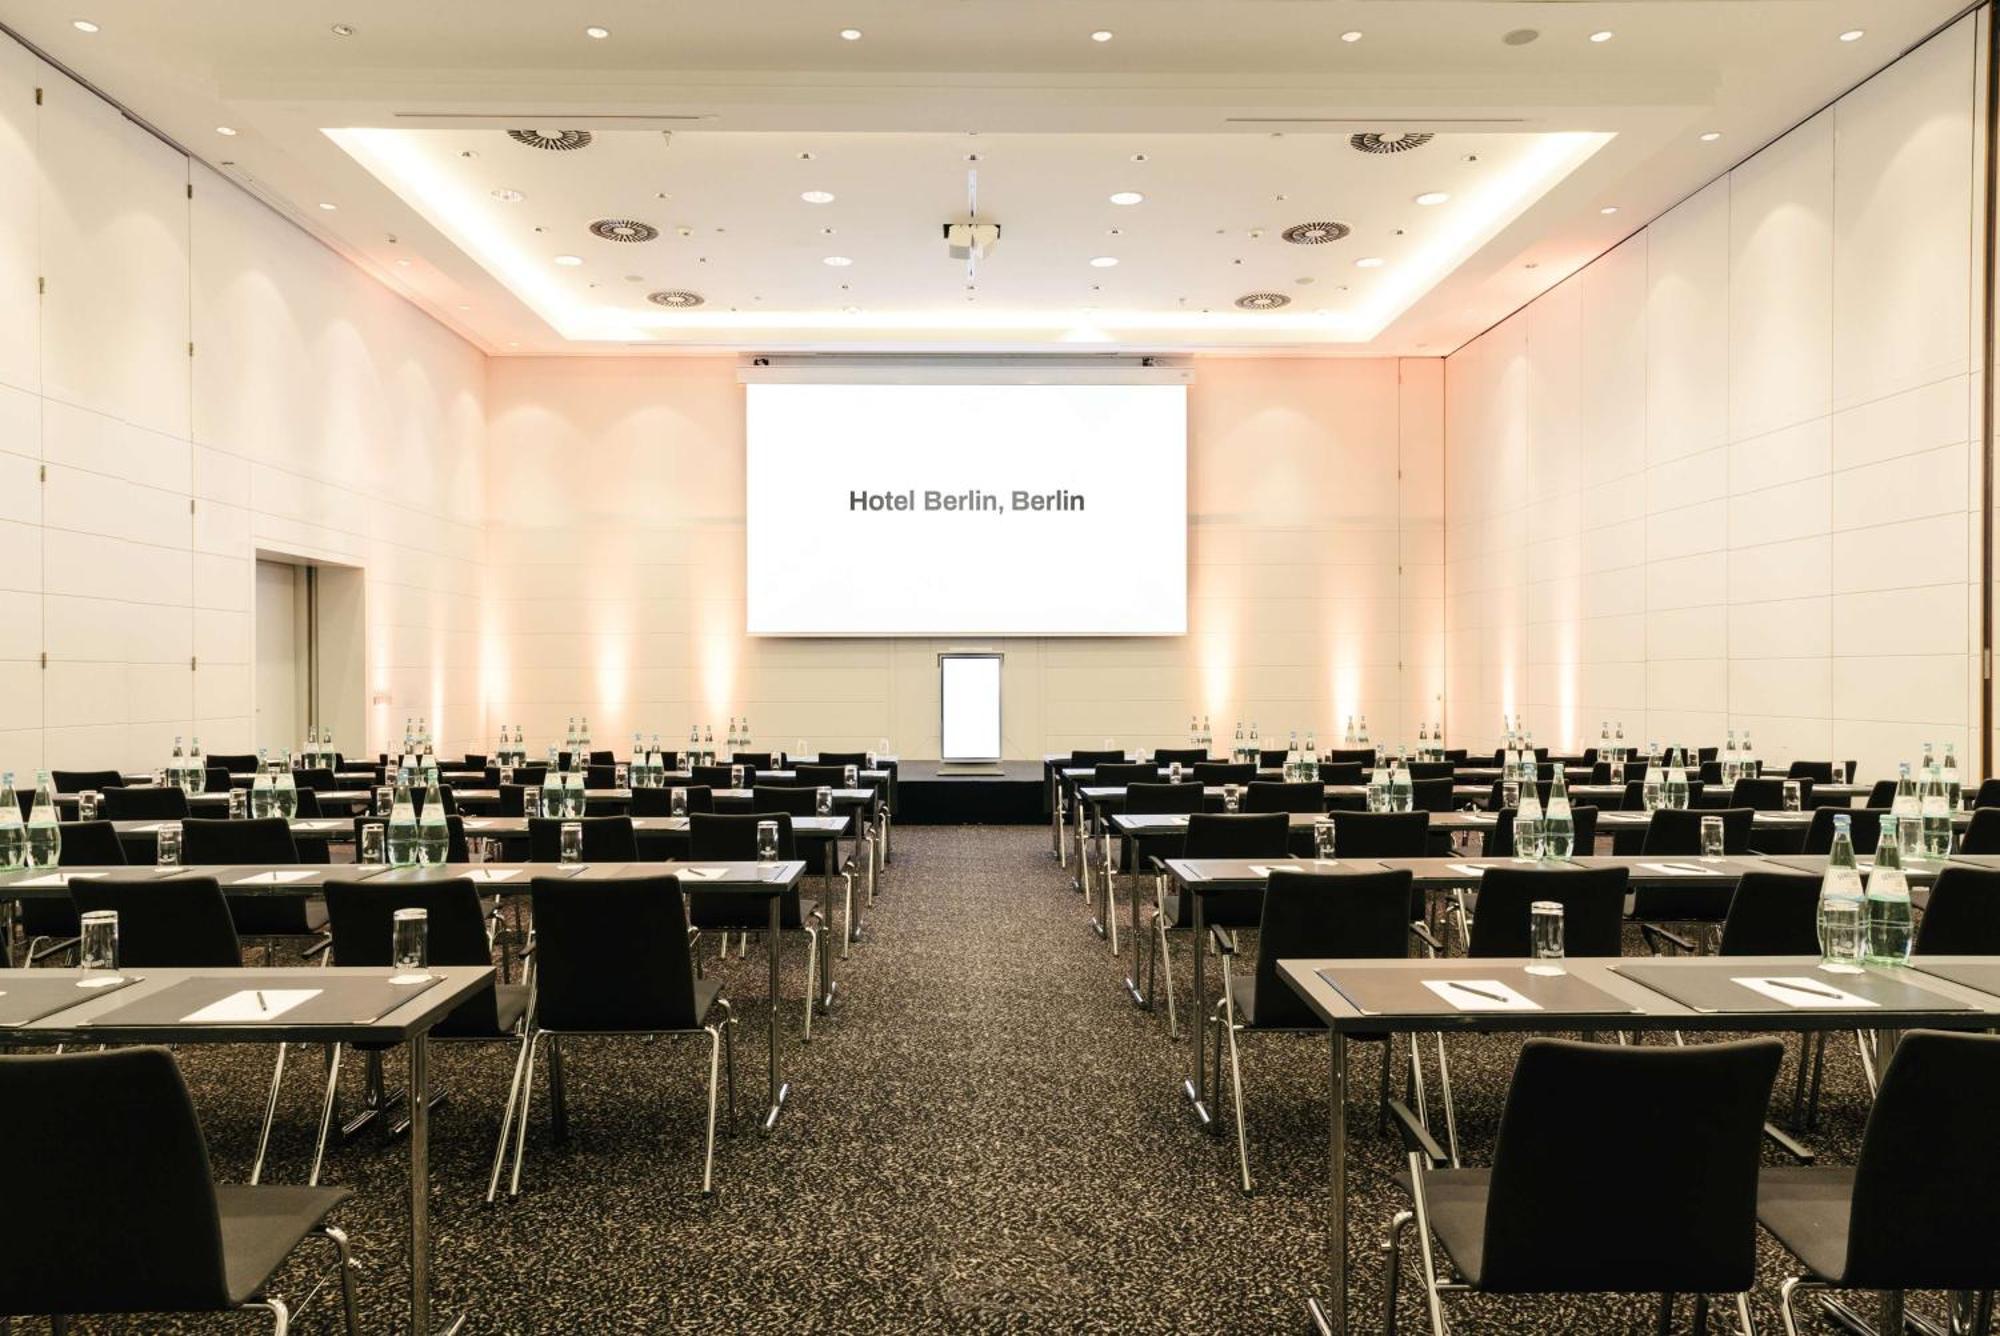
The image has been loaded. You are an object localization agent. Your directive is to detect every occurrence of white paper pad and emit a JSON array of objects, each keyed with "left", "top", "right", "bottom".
[
  {"left": 12, "top": 873, "right": 73, "bottom": 887},
  {"left": 1638, "top": 862, "right": 1719, "bottom": 877},
  {"left": 181, "top": 988, "right": 320, "bottom": 1023},
  {"left": 464, "top": 819, "right": 497, "bottom": 830},
  {"left": 1448, "top": 863, "right": 1493, "bottom": 878},
  {"left": 1249, "top": 864, "right": 1302, "bottom": 876},
  {"left": 1733, "top": 975, "right": 1878, "bottom": 1009},
  {"left": 1421, "top": 978, "right": 1542, "bottom": 1012},
  {"left": 130, "top": 823, "right": 165, "bottom": 834},
  {"left": 680, "top": 867, "right": 729, "bottom": 881},
  {"left": 467, "top": 868, "right": 520, "bottom": 883},
  {"left": 232, "top": 870, "right": 315, "bottom": 885}
]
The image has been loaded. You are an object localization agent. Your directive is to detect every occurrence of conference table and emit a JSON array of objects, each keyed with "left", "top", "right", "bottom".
[
  {"left": 1277, "top": 949, "right": 2000, "bottom": 1334},
  {"left": 0, "top": 857, "right": 814, "bottom": 1136},
  {"left": 0, "top": 960, "right": 493, "bottom": 1335}
]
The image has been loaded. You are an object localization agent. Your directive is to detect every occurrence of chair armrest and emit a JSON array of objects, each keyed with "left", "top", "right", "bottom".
[
  {"left": 1762, "top": 1120, "right": 1814, "bottom": 1164},
  {"left": 1638, "top": 923, "right": 1697, "bottom": 956},
  {"left": 1208, "top": 924, "right": 1237, "bottom": 956},
  {"left": 1387, "top": 1098, "right": 1449, "bottom": 1168},
  {"left": 1409, "top": 920, "right": 1446, "bottom": 956}
]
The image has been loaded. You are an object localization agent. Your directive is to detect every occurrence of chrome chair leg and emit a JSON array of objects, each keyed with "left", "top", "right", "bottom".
[
  {"left": 242, "top": 1298, "right": 289, "bottom": 1335},
  {"left": 309, "top": 1042, "right": 346, "bottom": 1187},
  {"left": 487, "top": 1027, "right": 533, "bottom": 1203},
  {"left": 1383, "top": 1208, "right": 1415, "bottom": 1336},
  {"left": 718, "top": 999, "right": 739, "bottom": 1124},
  {"left": 1855, "top": 1029, "right": 1879, "bottom": 1096},
  {"left": 701, "top": 1023, "right": 722, "bottom": 1196},
  {"left": 1218, "top": 981, "right": 1252, "bottom": 1194},
  {"left": 1777, "top": 1277, "right": 1807, "bottom": 1336},
  {"left": 802, "top": 926, "right": 819, "bottom": 1041},
  {"left": 1734, "top": 1291, "right": 1757, "bottom": 1336},
  {"left": 508, "top": 1030, "right": 544, "bottom": 1198},
  {"left": 1433, "top": 1033, "right": 1461, "bottom": 1167},
  {"left": 320, "top": 1225, "right": 361, "bottom": 1335},
  {"left": 1405, "top": 1151, "right": 1448, "bottom": 1336},
  {"left": 249, "top": 1042, "right": 289, "bottom": 1186},
  {"left": 840, "top": 871, "right": 856, "bottom": 960}
]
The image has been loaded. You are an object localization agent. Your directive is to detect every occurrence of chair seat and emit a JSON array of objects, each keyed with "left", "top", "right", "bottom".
[
  {"left": 693, "top": 976, "right": 724, "bottom": 1022},
  {"left": 1395, "top": 1168, "right": 1491, "bottom": 1287},
  {"left": 1757, "top": 1166, "right": 1854, "bottom": 1284},
  {"left": 214, "top": 1183, "right": 353, "bottom": 1304}
]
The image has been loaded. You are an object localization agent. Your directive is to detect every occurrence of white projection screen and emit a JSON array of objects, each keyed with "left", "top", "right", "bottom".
[
  {"left": 745, "top": 379, "right": 1187, "bottom": 636},
  {"left": 939, "top": 653, "right": 1004, "bottom": 762}
]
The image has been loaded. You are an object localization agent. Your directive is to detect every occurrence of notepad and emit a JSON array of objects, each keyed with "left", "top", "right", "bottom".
[
  {"left": 1733, "top": 976, "right": 1879, "bottom": 1009},
  {"left": 467, "top": 868, "right": 519, "bottom": 883},
  {"left": 180, "top": 989, "right": 320, "bottom": 1023},
  {"left": 1448, "top": 862, "right": 1494, "bottom": 878},
  {"left": 231, "top": 870, "right": 315, "bottom": 885},
  {"left": 1638, "top": 862, "right": 1719, "bottom": 877},
  {"left": 1420, "top": 978, "right": 1541, "bottom": 1012},
  {"left": 1249, "top": 864, "right": 1302, "bottom": 877},
  {"left": 463, "top": 819, "right": 497, "bottom": 830},
  {"left": 680, "top": 867, "right": 729, "bottom": 881},
  {"left": 130, "top": 823, "right": 166, "bottom": 834}
]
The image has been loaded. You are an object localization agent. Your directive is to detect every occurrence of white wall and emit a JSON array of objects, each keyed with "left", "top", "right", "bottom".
[
  {"left": 480, "top": 356, "right": 1443, "bottom": 759},
  {"left": 0, "top": 36, "right": 486, "bottom": 777},
  {"left": 1443, "top": 16, "right": 1984, "bottom": 780}
]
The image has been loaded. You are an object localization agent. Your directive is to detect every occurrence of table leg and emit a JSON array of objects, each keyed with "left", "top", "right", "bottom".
[
  {"left": 818, "top": 844, "right": 837, "bottom": 1008},
  {"left": 1182, "top": 889, "right": 1212, "bottom": 1125},
  {"left": 1306, "top": 1032, "right": 1349, "bottom": 1335},
  {"left": 762, "top": 892, "right": 788, "bottom": 1131},
  {"left": 1123, "top": 860, "right": 1149, "bottom": 1008}
]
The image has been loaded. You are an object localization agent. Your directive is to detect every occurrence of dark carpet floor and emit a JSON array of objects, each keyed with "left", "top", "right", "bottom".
[{"left": 28, "top": 827, "right": 1936, "bottom": 1333}]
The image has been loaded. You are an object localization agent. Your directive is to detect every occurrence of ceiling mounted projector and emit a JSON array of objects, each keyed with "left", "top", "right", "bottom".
[{"left": 943, "top": 221, "right": 1001, "bottom": 261}]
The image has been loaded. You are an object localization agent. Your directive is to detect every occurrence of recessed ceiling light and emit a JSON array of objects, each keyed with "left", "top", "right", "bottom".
[
  {"left": 1588, "top": 30, "right": 1614, "bottom": 43},
  {"left": 395, "top": 258, "right": 411, "bottom": 267},
  {"left": 1355, "top": 256, "right": 1385, "bottom": 269},
  {"left": 1089, "top": 256, "right": 1119, "bottom": 267},
  {"left": 823, "top": 255, "right": 853, "bottom": 266},
  {"left": 1090, "top": 30, "right": 1114, "bottom": 42},
  {"left": 1839, "top": 28, "right": 1865, "bottom": 42},
  {"left": 553, "top": 254, "right": 583, "bottom": 266},
  {"left": 330, "top": 23, "right": 355, "bottom": 36},
  {"left": 584, "top": 25, "right": 610, "bottom": 39},
  {"left": 71, "top": 19, "right": 98, "bottom": 33},
  {"left": 1414, "top": 191, "right": 1450, "bottom": 206},
  {"left": 317, "top": 202, "right": 338, "bottom": 211},
  {"left": 491, "top": 188, "right": 524, "bottom": 203},
  {"left": 215, "top": 126, "right": 237, "bottom": 137},
  {"left": 1109, "top": 191, "right": 1144, "bottom": 205},
  {"left": 839, "top": 27, "right": 862, "bottom": 40},
  {"left": 1700, "top": 131, "right": 1723, "bottom": 142},
  {"left": 1600, "top": 205, "right": 1620, "bottom": 215},
  {"left": 801, "top": 190, "right": 835, "bottom": 204},
  {"left": 1340, "top": 30, "right": 1363, "bottom": 43}
]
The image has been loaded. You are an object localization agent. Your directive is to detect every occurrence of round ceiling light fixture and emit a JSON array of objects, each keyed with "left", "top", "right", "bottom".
[
  {"left": 491, "top": 188, "right": 524, "bottom": 202},
  {"left": 507, "top": 129, "right": 594, "bottom": 152},
  {"left": 1350, "top": 131, "right": 1434, "bottom": 155},
  {"left": 71, "top": 19, "right": 98, "bottom": 33},
  {"left": 647, "top": 290, "right": 704, "bottom": 308},
  {"left": 1235, "top": 292, "right": 1291, "bottom": 310},
  {"left": 1340, "top": 30, "right": 1363, "bottom": 43},
  {"left": 1109, "top": 191, "right": 1144, "bottom": 205},
  {"left": 1354, "top": 256, "right": 1385, "bottom": 269},
  {"left": 330, "top": 23, "right": 355, "bottom": 36},
  {"left": 1089, "top": 255, "right": 1119, "bottom": 268},
  {"left": 584, "top": 25, "right": 610, "bottom": 39},
  {"left": 1502, "top": 28, "right": 1540, "bottom": 46},
  {"left": 1839, "top": 28, "right": 1865, "bottom": 42},
  {"left": 1281, "top": 220, "right": 1350, "bottom": 245},
  {"left": 1589, "top": 30, "right": 1614, "bottom": 43},
  {"left": 1090, "top": 29, "right": 1114, "bottom": 42},
  {"left": 840, "top": 27, "right": 862, "bottom": 40},
  {"left": 1414, "top": 191, "right": 1450, "bottom": 206},
  {"left": 823, "top": 255, "right": 853, "bottom": 266},
  {"left": 589, "top": 219, "right": 659, "bottom": 243},
  {"left": 553, "top": 254, "right": 584, "bottom": 266},
  {"left": 801, "top": 190, "right": 835, "bottom": 204}
]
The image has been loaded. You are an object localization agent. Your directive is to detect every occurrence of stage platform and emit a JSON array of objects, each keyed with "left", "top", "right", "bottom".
[{"left": 895, "top": 759, "right": 1046, "bottom": 825}]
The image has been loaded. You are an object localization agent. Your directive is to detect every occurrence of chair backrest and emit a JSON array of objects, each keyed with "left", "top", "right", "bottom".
[
  {"left": 494, "top": 783, "right": 526, "bottom": 817},
  {"left": 100, "top": 786, "right": 191, "bottom": 821},
  {"left": 1488, "top": 807, "right": 1599, "bottom": 859},
  {"left": 1067, "top": 749, "right": 1125, "bottom": 767},
  {"left": 1409, "top": 777, "right": 1457, "bottom": 812},
  {"left": 688, "top": 811, "right": 797, "bottom": 861},
  {"left": 68, "top": 875, "right": 242, "bottom": 967},
  {"left": 1121, "top": 781, "right": 1204, "bottom": 816},
  {"left": 1328, "top": 811, "right": 1432, "bottom": 858},
  {"left": 52, "top": 769, "right": 126, "bottom": 793},
  {"left": 1803, "top": 806, "right": 1884, "bottom": 856},
  {"left": 1975, "top": 777, "right": 2000, "bottom": 809},
  {"left": 526, "top": 816, "right": 639, "bottom": 862},
  {"left": 1096, "top": 762, "right": 1161, "bottom": 788},
  {"left": 1182, "top": 812, "right": 1290, "bottom": 859},
  {"left": 181, "top": 817, "right": 299, "bottom": 865},
  {"left": 508, "top": 765, "right": 548, "bottom": 788},
  {"left": 1243, "top": 781, "right": 1325, "bottom": 814},
  {"left": 528, "top": 875, "right": 704, "bottom": 1032},
  {"left": 690, "top": 764, "right": 752, "bottom": 789},
  {"left": 1639, "top": 807, "right": 1753, "bottom": 856},
  {"left": 1256, "top": 749, "right": 1289, "bottom": 768},
  {"left": 1476, "top": 1037, "right": 1781, "bottom": 1294},
  {"left": 0, "top": 1047, "right": 233, "bottom": 1314},
  {"left": 1867, "top": 779, "right": 1900, "bottom": 809},
  {"left": 816, "top": 751, "right": 869, "bottom": 767},
  {"left": 1191, "top": 761, "right": 1257, "bottom": 786},
  {"left": 730, "top": 752, "right": 774, "bottom": 769},
  {"left": 56, "top": 820, "right": 127, "bottom": 867},
  {"left": 1913, "top": 866, "right": 2000, "bottom": 955},
  {"left": 1249, "top": 870, "right": 1413, "bottom": 1029},
  {"left": 205, "top": 754, "right": 257, "bottom": 774},
  {"left": 1153, "top": 748, "right": 1208, "bottom": 765},
  {"left": 584, "top": 765, "right": 619, "bottom": 790},
  {"left": 750, "top": 785, "right": 819, "bottom": 817},
  {"left": 324, "top": 877, "right": 493, "bottom": 966},
  {"left": 1319, "top": 762, "right": 1366, "bottom": 785},
  {"left": 1324, "top": 748, "right": 1376, "bottom": 766},
  {"left": 1729, "top": 777, "right": 1802, "bottom": 811},
  {"left": 629, "top": 784, "right": 715, "bottom": 816},
  {"left": 1788, "top": 760, "right": 1836, "bottom": 783},
  {"left": 794, "top": 764, "right": 850, "bottom": 788},
  {"left": 1960, "top": 808, "right": 2000, "bottom": 856},
  {"left": 1717, "top": 872, "right": 1825, "bottom": 956},
  {"left": 1467, "top": 864, "right": 1628, "bottom": 958},
  {"left": 1843, "top": 1030, "right": 2000, "bottom": 1289},
  {"left": 1405, "top": 762, "right": 1455, "bottom": 782},
  {"left": 294, "top": 768, "right": 336, "bottom": 793}
]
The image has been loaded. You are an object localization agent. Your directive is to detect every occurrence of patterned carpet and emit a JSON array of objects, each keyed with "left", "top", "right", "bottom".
[{"left": 35, "top": 827, "right": 1919, "bottom": 1333}]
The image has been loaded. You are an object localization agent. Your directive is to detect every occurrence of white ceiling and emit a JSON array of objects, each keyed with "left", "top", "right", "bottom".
[{"left": 0, "top": 0, "right": 1969, "bottom": 356}]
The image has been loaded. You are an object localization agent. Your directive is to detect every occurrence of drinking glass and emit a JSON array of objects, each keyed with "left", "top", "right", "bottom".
[
  {"left": 78, "top": 910, "right": 120, "bottom": 983},
  {"left": 1782, "top": 781, "right": 1802, "bottom": 812},
  {"left": 155, "top": 823, "right": 182, "bottom": 868},
  {"left": 1609, "top": 759, "right": 1625, "bottom": 785},
  {"left": 78, "top": 790, "right": 100, "bottom": 821},
  {"left": 843, "top": 765, "right": 859, "bottom": 788},
  {"left": 615, "top": 762, "right": 629, "bottom": 788},
  {"left": 1168, "top": 762, "right": 1184, "bottom": 784},
  {"left": 1526, "top": 900, "right": 1566, "bottom": 975},
  {"left": 392, "top": 907, "right": 428, "bottom": 973},
  {"left": 360, "top": 823, "right": 386, "bottom": 864},
  {"left": 1820, "top": 900, "right": 1865, "bottom": 973},
  {"left": 524, "top": 787, "right": 543, "bottom": 818},
  {"left": 670, "top": 787, "right": 688, "bottom": 817},
  {"left": 1223, "top": 783, "right": 1241, "bottom": 814},
  {"left": 1313, "top": 820, "right": 1337, "bottom": 863},
  {"left": 1700, "top": 815, "right": 1725, "bottom": 858},
  {"left": 152, "top": 768, "right": 167, "bottom": 786},
  {"left": 499, "top": 763, "right": 514, "bottom": 787},
  {"left": 1502, "top": 778, "right": 1521, "bottom": 810},
  {"left": 559, "top": 821, "right": 583, "bottom": 864},
  {"left": 756, "top": 819, "right": 780, "bottom": 863},
  {"left": 375, "top": 785, "right": 395, "bottom": 817},
  {"left": 815, "top": 787, "right": 833, "bottom": 816},
  {"left": 730, "top": 765, "right": 745, "bottom": 789},
  {"left": 229, "top": 788, "right": 248, "bottom": 820}
]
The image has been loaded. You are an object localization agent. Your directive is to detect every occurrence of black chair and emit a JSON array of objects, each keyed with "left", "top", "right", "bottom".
[
  {"left": 1914, "top": 866, "right": 2000, "bottom": 954},
  {"left": 202, "top": 766, "right": 231, "bottom": 793},
  {"left": 1732, "top": 777, "right": 1806, "bottom": 811},
  {"left": 1243, "top": 781, "right": 1325, "bottom": 814},
  {"left": 101, "top": 785, "right": 192, "bottom": 820},
  {"left": 818, "top": 750, "right": 872, "bottom": 768},
  {"left": 1462, "top": 864, "right": 1628, "bottom": 959},
  {"left": 730, "top": 752, "right": 774, "bottom": 770},
  {"left": 1627, "top": 808, "right": 1756, "bottom": 930},
  {"left": 1406, "top": 762, "right": 1455, "bottom": 782},
  {"left": 205, "top": 753, "right": 258, "bottom": 774},
  {"left": 1960, "top": 808, "right": 2000, "bottom": 855},
  {"left": 1758, "top": 1031, "right": 2000, "bottom": 1331},
  {"left": 56, "top": 819, "right": 127, "bottom": 868},
  {"left": 182, "top": 818, "right": 328, "bottom": 947},
  {"left": 501, "top": 875, "right": 736, "bottom": 1197},
  {"left": 1329, "top": 810, "right": 1432, "bottom": 859},
  {"left": 51, "top": 768, "right": 125, "bottom": 794},
  {"left": 320, "top": 877, "right": 529, "bottom": 1191},
  {"left": 630, "top": 784, "right": 715, "bottom": 816},
  {"left": 1094, "top": 762, "right": 1159, "bottom": 789},
  {"left": 1154, "top": 748, "right": 1209, "bottom": 766},
  {"left": 294, "top": 768, "right": 337, "bottom": 793},
  {"left": 0, "top": 1047, "right": 360, "bottom": 1332},
  {"left": 1386, "top": 1037, "right": 1782, "bottom": 1334},
  {"left": 794, "top": 763, "right": 851, "bottom": 789},
  {"left": 1643, "top": 871, "right": 1823, "bottom": 958},
  {"left": 1867, "top": 779, "right": 1900, "bottom": 809},
  {"left": 1319, "top": 762, "right": 1366, "bottom": 786},
  {"left": 584, "top": 765, "right": 619, "bottom": 790},
  {"left": 1191, "top": 761, "right": 1257, "bottom": 786},
  {"left": 349, "top": 815, "right": 471, "bottom": 865},
  {"left": 690, "top": 764, "right": 752, "bottom": 789},
  {"left": 1484, "top": 807, "right": 1599, "bottom": 859},
  {"left": 686, "top": 813, "right": 828, "bottom": 1038},
  {"left": 1788, "top": 760, "right": 1836, "bottom": 783},
  {"left": 14, "top": 821, "right": 130, "bottom": 965},
  {"left": 750, "top": 784, "right": 819, "bottom": 817},
  {"left": 1257, "top": 748, "right": 1290, "bottom": 768},
  {"left": 507, "top": 765, "right": 548, "bottom": 789},
  {"left": 1409, "top": 777, "right": 1457, "bottom": 813},
  {"left": 526, "top": 816, "right": 639, "bottom": 862},
  {"left": 1976, "top": 777, "right": 2000, "bottom": 809},
  {"left": 1143, "top": 813, "right": 1289, "bottom": 1039},
  {"left": 1211, "top": 869, "right": 1415, "bottom": 1192},
  {"left": 1801, "top": 807, "right": 1884, "bottom": 856},
  {"left": 494, "top": 782, "right": 527, "bottom": 817}
]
